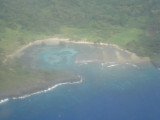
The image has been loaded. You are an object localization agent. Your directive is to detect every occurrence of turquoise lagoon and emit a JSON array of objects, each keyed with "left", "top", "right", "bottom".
[{"left": 0, "top": 43, "right": 160, "bottom": 120}]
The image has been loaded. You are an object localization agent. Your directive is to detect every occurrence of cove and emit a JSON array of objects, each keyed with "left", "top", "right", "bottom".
[{"left": 0, "top": 42, "right": 160, "bottom": 120}]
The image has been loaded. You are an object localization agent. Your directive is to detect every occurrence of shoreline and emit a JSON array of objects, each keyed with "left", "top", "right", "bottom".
[
  {"left": 6, "top": 37, "right": 150, "bottom": 62},
  {"left": 0, "top": 37, "right": 150, "bottom": 104},
  {"left": 0, "top": 75, "right": 83, "bottom": 105},
  {"left": 6, "top": 37, "right": 70, "bottom": 59},
  {"left": 69, "top": 41, "right": 150, "bottom": 62}
]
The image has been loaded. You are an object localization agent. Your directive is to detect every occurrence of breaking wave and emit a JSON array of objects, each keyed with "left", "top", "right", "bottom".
[
  {"left": 0, "top": 75, "right": 83, "bottom": 104},
  {"left": 0, "top": 98, "right": 9, "bottom": 104}
]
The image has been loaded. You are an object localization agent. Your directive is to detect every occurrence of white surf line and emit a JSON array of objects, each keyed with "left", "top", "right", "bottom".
[
  {"left": 101, "top": 62, "right": 115, "bottom": 67},
  {"left": 101, "top": 62, "right": 111, "bottom": 70},
  {"left": 0, "top": 98, "right": 9, "bottom": 104},
  {"left": 107, "top": 64, "right": 119, "bottom": 68},
  {"left": 101, "top": 62, "right": 107, "bottom": 67},
  {"left": 125, "top": 63, "right": 139, "bottom": 68},
  {"left": 12, "top": 75, "right": 83, "bottom": 100},
  {"left": 75, "top": 59, "right": 99, "bottom": 65}
]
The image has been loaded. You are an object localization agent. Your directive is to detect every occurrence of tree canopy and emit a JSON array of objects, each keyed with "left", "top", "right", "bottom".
[{"left": 0, "top": 0, "right": 160, "bottom": 61}]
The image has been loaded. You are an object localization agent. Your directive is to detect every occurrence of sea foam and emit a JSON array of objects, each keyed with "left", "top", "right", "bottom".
[
  {"left": 75, "top": 59, "right": 99, "bottom": 65},
  {"left": 125, "top": 63, "right": 139, "bottom": 68},
  {"left": 0, "top": 76, "right": 83, "bottom": 104},
  {"left": 107, "top": 64, "right": 118, "bottom": 68},
  {"left": 12, "top": 75, "right": 83, "bottom": 100},
  {"left": 0, "top": 98, "right": 9, "bottom": 104}
]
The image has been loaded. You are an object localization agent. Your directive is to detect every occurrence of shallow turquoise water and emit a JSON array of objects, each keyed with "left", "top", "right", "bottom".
[
  {"left": 37, "top": 47, "right": 78, "bottom": 69},
  {"left": 0, "top": 44, "right": 160, "bottom": 120}
]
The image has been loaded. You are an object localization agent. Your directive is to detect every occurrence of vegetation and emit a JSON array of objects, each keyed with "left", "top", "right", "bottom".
[
  {"left": 0, "top": 58, "right": 78, "bottom": 98},
  {"left": 0, "top": 0, "right": 159, "bottom": 58},
  {"left": 0, "top": 0, "right": 160, "bottom": 97}
]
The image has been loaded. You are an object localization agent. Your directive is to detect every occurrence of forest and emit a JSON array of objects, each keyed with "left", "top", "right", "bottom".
[
  {"left": 0, "top": 0, "right": 160, "bottom": 58},
  {"left": 1, "top": 1, "right": 160, "bottom": 120}
]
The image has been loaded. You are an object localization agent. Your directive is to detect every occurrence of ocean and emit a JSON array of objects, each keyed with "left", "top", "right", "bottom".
[{"left": 0, "top": 44, "right": 160, "bottom": 120}]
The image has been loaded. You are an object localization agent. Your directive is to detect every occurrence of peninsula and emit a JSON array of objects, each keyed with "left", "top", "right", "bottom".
[
  {"left": 0, "top": 37, "right": 150, "bottom": 101},
  {"left": 0, "top": 0, "right": 159, "bottom": 102}
]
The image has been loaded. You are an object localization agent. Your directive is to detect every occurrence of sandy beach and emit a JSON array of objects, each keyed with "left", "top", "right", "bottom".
[
  {"left": 0, "top": 37, "right": 151, "bottom": 103},
  {"left": 6, "top": 37, "right": 150, "bottom": 62},
  {"left": 6, "top": 38, "right": 70, "bottom": 59}
]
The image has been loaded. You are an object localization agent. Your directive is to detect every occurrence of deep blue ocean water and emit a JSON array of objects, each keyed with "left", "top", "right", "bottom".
[{"left": 0, "top": 44, "right": 160, "bottom": 120}]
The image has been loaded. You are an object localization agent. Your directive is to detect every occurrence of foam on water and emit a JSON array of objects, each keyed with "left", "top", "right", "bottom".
[
  {"left": 75, "top": 59, "right": 100, "bottom": 65},
  {"left": 0, "top": 76, "right": 83, "bottom": 104},
  {"left": 107, "top": 64, "right": 119, "bottom": 68},
  {"left": 1, "top": 43, "right": 160, "bottom": 120},
  {"left": 12, "top": 75, "right": 83, "bottom": 100},
  {"left": 0, "top": 98, "right": 9, "bottom": 104},
  {"left": 125, "top": 63, "right": 139, "bottom": 68}
]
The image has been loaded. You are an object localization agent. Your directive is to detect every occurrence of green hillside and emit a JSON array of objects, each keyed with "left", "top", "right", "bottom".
[
  {"left": 0, "top": 0, "right": 159, "bottom": 58},
  {"left": 0, "top": 0, "right": 160, "bottom": 95}
]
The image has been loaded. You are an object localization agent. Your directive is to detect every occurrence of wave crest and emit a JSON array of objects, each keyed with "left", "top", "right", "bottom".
[
  {"left": 0, "top": 98, "right": 9, "bottom": 104},
  {"left": 12, "top": 75, "right": 83, "bottom": 100},
  {"left": 0, "top": 76, "right": 83, "bottom": 105}
]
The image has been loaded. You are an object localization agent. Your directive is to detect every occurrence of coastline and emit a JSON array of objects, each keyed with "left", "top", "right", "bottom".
[
  {"left": 0, "top": 75, "right": 83, "bottom": 105},
  {"left": 6, "top": 38, "right": 70, "bottom": 59},
  {"left": 0, "top": 37, "right": 151, "bottom": 104},
  {"left": 6, "top": 37, "right": 150, "bottom": 62},
  {"left": 70, "top": 41, "right": 150, "bottom": 63}
]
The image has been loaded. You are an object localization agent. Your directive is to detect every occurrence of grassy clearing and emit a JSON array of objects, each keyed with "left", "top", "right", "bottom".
[
  {"left": 107, "top": 28, "right": 144, "bottom": 47},
  {"left": 60, "top": 26, "right": 144, "bottom": 48},
  {"left": 60, "top": 27, "right": 101, "bottom": 41},
  {"left": 0, "top": 28, "right": 49, "bottom": 54}
]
